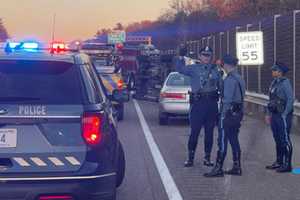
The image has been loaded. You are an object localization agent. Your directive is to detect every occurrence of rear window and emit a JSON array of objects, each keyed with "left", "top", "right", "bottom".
[
  {"left": 166, "top": 73, "right": 190, "bottom": 87},
  {"left": 0, "top": 60, "right": 83, "bottom": 104}
]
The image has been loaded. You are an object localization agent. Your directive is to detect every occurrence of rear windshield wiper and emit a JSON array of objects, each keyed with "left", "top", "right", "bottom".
[{"left": 0, "top": 97, "right": 41, "bottom": 102}]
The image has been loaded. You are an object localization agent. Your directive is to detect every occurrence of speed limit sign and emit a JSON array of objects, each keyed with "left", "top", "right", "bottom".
[{"left": 236, "top": 31, "right": 264, "bottom": 65}]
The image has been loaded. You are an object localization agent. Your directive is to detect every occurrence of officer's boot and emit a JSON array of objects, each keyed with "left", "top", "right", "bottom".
[
  {"left": 184, "top": 151, "right": 195, "bottom": 167},
  {"left": 203, "top": 152, "right": 224, "bottom": 177},
  {"left": 266, "top": 145, "right": 282, "bottom": 170},
  {"left": 203, "top": 154, "right": 214, "bottom": 167},
  {"left": 277, "top": 145, "right": 293, "bottom": 173},
  {"left": 225, "top": 152, "right": 242, "bottom": 176}
]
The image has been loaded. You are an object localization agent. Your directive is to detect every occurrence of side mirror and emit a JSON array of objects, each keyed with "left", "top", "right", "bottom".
[{"left": 111, "top": 89, "right": 130, "bottom": 103}]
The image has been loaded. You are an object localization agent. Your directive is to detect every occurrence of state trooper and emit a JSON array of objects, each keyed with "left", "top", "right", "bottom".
[
  {"left": 176, "top": 46, "right": 223, "bottom": 167},
  {"left": 265, "top": 62, "right": 294, "bottom": 173},
  {"left": 204, "top": 54, "right": 245, "bottom": 177}
]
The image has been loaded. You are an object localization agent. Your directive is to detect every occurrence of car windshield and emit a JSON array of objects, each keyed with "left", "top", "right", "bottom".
[
  {"left": 166, "top": 73, "right": 190, "bottom": 87},
  {"left": 0, "top": 60, "right": 83, "bottom": 104}
]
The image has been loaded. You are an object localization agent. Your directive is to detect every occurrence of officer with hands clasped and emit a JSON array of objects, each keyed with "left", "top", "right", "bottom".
[
  {"left": 204, "top": 54, "right": 245, "bottom": 177},
  {"left": 176, "top": 45, "right": 223, "bottom": 167},
  {"left": 265, "top": 62, "right": 294, "bottom": 173}
]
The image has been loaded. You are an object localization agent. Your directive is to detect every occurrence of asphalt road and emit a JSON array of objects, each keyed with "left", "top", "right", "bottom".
[{"left": 116, "top": 100, "right": 300, "bottom": 200}]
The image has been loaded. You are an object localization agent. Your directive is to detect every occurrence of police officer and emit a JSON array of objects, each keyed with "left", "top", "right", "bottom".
[
  {"left": 204, "top": 54, "right": 245, "bottom": 177},
  {"left": 176, "top": 46, "right": 223, "bottom": 167},
  {"left": 265, "top": 62, "right": 294, "bottom": 173}
]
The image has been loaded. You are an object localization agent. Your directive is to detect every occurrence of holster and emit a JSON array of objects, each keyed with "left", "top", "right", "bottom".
[{"left": 267, "top": 98, "right": 286, "bottom": 114}]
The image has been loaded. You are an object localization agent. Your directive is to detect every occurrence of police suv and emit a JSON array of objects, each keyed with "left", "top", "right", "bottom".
[{"left": 0, "top": 42, "right": 126, "bottom": 200}]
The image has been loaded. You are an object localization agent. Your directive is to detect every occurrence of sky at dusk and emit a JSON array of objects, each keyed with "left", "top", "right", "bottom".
[{"left": 1, "top": 0, "right": 170, "bottom": 42}]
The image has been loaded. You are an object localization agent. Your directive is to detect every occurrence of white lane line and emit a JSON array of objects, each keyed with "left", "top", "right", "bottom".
[{"left": 133, "top": 100, "right": 183, "bottom": 200}]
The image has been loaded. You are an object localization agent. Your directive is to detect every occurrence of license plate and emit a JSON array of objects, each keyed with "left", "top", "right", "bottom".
[{"left": 0, "top": 129, "right": 17, "bottom": 148}]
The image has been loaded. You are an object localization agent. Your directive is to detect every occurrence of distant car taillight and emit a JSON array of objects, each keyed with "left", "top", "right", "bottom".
[
  {"left": 160, "top": 92, "right": 186, "bottom": 99},
  {"left": 82, "top": 113, "right": 102, "bottom": 145}
]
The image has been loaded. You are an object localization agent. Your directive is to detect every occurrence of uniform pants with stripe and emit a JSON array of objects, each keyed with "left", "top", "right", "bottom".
[
  {"left": 188, "top": 98, "right": 218, "bottom": 156},
  {"left": 218, "top": 113, "right": 243, "bottom": 162},
  {"left": 270, "top": 113, "right": 293, "bottom": 164}
]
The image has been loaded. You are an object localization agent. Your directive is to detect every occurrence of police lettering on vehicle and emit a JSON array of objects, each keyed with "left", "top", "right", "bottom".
[{"left": 19, "top": 105, "right": 47, "bottom": 116}]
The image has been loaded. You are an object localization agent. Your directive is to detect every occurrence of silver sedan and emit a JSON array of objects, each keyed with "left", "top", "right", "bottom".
[{"left": 159, "top": 72, "right": 191, "bottom": 125}]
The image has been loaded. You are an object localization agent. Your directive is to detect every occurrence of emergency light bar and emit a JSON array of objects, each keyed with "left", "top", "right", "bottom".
[
  {"left": 2, "top": 41, "right": 77, "bottom": 54},
  {"left": 4, "top": 42, "right": 40, "bottom": 53}
]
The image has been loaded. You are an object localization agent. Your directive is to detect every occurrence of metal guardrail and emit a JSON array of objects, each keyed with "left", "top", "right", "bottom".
[{"left": 245, "top": 92, "right": 300, "bottom": 117}]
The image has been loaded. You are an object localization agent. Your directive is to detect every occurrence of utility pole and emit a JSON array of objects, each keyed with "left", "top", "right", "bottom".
[{"left": 51, "top": 13, "right": 56, "bottom": 43}]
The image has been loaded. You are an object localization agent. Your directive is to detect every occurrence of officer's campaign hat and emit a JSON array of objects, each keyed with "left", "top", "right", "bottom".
[
  {"left": 200, "top": 46, "right": 213, "bottom": 56},
  {"left": 222, "top": 54, "right": 239, "bottom": 66},
  {"left": 271, "top": 61, "right": 289, "bottom": 74}
]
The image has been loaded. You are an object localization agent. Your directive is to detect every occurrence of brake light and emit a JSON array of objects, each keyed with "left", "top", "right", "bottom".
[
  {"left": 39, "top": 195, "right": 74, "bottom": 200},
  {"left": 160, "top": 92, "right": 186, "bottom": 99},
  {"left": 117, "top": 79, "right": 124, "bottom": 89},
  {"left": 82, "top": 113, "right": 102, "bottom": 145}
]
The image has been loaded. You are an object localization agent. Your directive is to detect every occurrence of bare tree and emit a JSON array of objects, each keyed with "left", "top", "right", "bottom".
[{"left": 0, "top": 19, "right": 9, "bottom": 42}]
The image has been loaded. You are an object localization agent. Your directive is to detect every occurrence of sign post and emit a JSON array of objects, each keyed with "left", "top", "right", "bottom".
[{"left": 236, "top": 31, "right": 264, "bottom": 66}]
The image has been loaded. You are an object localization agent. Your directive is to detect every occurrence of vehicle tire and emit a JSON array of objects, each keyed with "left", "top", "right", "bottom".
[
  {"left": 117, "top": 104, "right": 124, "bottom": 121},
  {"left": 159, "top": 112, "right": 169, "bottom": 125},
  {"left": 116, "top": 141, "right": 125, "bottom": 188}
]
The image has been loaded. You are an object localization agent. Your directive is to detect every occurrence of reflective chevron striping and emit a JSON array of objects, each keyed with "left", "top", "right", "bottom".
[
  {"left": 30, "top": 157, "right": 47, "bottom": 166},
  {"left": 48, "top": 157, "right": 65, "bottom": 166},
  {"left": 13, "top": 157, "right": 30, "bottom": 167},
  {"left": 65, "top": 156, "right": 81, "bottom": 166}
]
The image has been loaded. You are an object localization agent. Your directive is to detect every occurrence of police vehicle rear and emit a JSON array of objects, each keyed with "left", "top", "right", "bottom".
[{"left": 0, "top": 42, "right": 126, "bottom": 200}]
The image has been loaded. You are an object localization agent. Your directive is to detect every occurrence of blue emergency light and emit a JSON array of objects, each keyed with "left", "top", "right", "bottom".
[
  {"left": 5, "top": 41, "right": 40, "bottom": 53},
  {"left": 22, "top": 42, "right": 39, "bottom": 49}
]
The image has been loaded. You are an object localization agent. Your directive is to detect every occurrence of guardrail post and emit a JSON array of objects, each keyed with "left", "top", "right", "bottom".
[
  {"left": 274, "top": 14, "right": 281, "bottom": 62},
  {"left": 227, "top": 31, "right": 230, "bottom": 54},
  {"left": 293, "top": 10, "right": 300, "bottom": 99},
  {"left": 220, "top": 32, "right": 224, "bottom": 58},
  {"left": 246, "top": 24, "right": 253, "bottom": 91},
  {"left": 258, "top": 21, "right": 262, "bottom": 93}
]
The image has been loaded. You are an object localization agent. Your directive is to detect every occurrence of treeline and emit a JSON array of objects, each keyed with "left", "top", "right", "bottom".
[
  {"left": 95, "top": 0, "right": 300, "bottom": 49},
  {"left": 0, "top": 18, "right": 9, "bottom": 42}
]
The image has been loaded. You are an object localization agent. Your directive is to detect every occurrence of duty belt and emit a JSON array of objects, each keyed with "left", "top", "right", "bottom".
[{"left": 189, "top": 91, "right": 219, "bottom": 103}]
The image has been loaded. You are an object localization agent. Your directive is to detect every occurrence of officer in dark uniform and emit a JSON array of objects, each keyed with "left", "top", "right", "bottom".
[
  {"left": 204, "top": 54, "right": 245, "bottom": 177},
  {"left": 176, "top": 46, "right": 223, "bottom": 167},
  {"left": 265, "top": 62, "right": 294, "bottom": 173}
]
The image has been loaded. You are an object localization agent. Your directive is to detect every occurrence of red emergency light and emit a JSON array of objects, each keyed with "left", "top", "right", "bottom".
[{"left": 50, "top": 42, "right": 66, "bottom": 53}]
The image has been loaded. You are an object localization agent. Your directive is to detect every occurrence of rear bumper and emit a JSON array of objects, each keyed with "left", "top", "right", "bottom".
[
  {"left": 159, "top": 101, "right": 190, "bottom": 115},
  {"left": 0, "top": 173, "right": 116, "bottom": 200}
]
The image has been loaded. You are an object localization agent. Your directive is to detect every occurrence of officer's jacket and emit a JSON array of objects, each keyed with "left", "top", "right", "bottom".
[
  {"left": 269, "top": 77, "right": 294, "bottom": 116},
  {"left": 175, "top": 57, "right": 222, "bottom": 93},
  {"left": 221, "top": 69, "right": 245, "bottom": 117}
]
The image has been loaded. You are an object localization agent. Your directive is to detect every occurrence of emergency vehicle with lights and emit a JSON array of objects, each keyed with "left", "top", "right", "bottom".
[{"left": 0, "top": 41, "right": 127, "bottom": 200}]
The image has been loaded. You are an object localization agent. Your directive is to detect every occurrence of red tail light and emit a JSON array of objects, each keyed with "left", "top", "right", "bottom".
[
  {"left": 39, "top": 195, "right": 73, "bottom": 200},
  {"left": 160, "top": 92, "right": 186, "bottom": 99},
  {"left": 82, "top": 113, "right": 102, "bottom": 145},
  {"left": 117, "top": 79, "right": 124, "bottom": 89}
]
